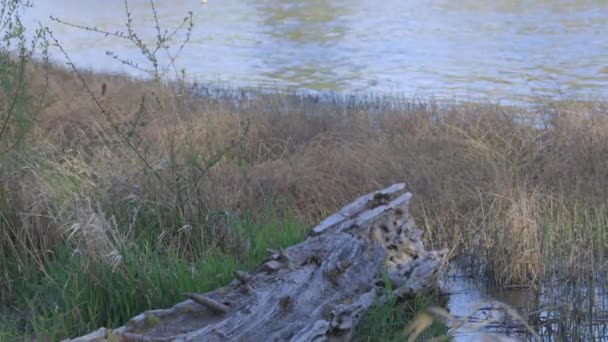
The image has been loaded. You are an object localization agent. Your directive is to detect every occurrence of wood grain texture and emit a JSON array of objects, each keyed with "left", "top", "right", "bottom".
[{"left": 67, "top": 184, "right": 447, "bottom": 342}]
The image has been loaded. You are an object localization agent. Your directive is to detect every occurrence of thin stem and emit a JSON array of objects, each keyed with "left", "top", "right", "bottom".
[{"left": 47, "top": 29, "right": 178, "bottom": 197}]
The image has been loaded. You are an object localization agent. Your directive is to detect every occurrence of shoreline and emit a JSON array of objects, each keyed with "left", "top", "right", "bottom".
[{"left": 2, "top": 60, "right": 608, "bottom": 340}]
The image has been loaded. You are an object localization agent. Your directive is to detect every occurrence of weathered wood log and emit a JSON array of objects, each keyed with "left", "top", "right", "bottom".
[{"left": 67, "top": 184, "right": 448, "bottom": 342}]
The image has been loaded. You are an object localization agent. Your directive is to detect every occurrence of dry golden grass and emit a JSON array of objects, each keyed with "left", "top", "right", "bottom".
[{"left": 4, "top": 64, "right": 608, "bottom": 286}]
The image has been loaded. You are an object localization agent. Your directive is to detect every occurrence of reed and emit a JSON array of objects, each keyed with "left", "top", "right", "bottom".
[
  {"left": 4, "top": 65, "right": 608, "bottom": 338},
  {"left": 2, "top": 0, "right": 608, "bottom": 339}
]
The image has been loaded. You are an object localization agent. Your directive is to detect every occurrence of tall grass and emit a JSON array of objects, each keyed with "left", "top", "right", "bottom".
[
  {"left": 4, "top": 68, "right": 608, "bottom": 338},
  {"left": 2, "top": 1, "right": 608, "bottom": 339},
  {"left": 3, "top": 61, "right": 608, "bottom": 337},
  {"left": 354, "top": 290, "right": 448, "bottom": 341},
  {"left": 1, "top": 205, "right": 309, "bottom": 340}
]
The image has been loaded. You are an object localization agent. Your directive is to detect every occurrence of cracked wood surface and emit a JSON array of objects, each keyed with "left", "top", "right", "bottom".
[{"left": 68, "top": 184, "right": 448, "bottom": 342}]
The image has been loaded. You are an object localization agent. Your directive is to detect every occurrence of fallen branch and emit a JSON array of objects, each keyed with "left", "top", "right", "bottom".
[{"left": 68, "top": 183, "right": 448, "bottom": 342}]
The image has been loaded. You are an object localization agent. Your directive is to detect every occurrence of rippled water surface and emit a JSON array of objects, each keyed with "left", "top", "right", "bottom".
[{"left": 24, "top": 0, "right": 608, "bottom": 103}]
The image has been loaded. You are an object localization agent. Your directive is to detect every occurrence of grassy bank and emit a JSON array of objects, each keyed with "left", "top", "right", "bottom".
[
  {"left": 3, "top": 0, "right": 608, "bottom": 339},
  {"left": 2, "top": 47, "right": 608, "bottom": 341},
  {"left": 1, "top": 207, "right": 308, "bottom": 339},
  {"left": 0, "top": 57, "right": 453, "bottom": 339},
  {"left": 2, "top": 62, "right": 608, "bottom": 339}
]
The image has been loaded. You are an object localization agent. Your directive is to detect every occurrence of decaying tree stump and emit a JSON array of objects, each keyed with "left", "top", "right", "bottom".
[{"left": 68, "top": 184, "right": 448, "bottom": 342}]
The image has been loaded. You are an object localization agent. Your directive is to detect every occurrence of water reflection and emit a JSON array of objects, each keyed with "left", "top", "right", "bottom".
[
  {"left": 254, "top": 0, "right": 359, "bottom": 90},
  {"left": 23, "top": 0, "right": 608, "bottom": 103},
  {"left": 258, "top": 0, "right": 349, "bottom": 44},
  {"left": 445, "top": 266, "right": 608, "bottom": 341}
]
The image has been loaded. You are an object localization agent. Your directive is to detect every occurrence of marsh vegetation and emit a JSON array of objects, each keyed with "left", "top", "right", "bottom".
[
  {"left": 4, "top": 62, "right": 608, "bottom": 340},
  {"left": 2, "top": 0, "right": 608, "bottom": 340}
]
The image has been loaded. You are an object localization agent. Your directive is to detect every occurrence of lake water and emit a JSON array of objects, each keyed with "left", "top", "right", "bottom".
[{"left": 24, "top": 0, "right": 608, "bottom": 104}]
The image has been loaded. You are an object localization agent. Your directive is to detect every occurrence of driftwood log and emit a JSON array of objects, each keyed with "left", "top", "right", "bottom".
[{"left": 69, "top": 183, "right": 448, "bottom": 342}]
